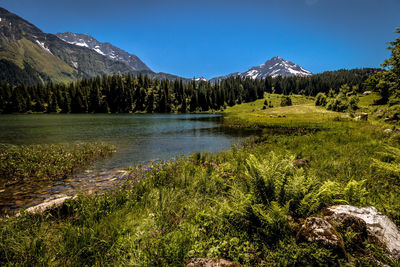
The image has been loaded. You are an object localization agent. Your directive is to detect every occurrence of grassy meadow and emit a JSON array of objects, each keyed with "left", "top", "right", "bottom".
[{"left": 1, "top": 94, "right": 400, "bottom": 266}]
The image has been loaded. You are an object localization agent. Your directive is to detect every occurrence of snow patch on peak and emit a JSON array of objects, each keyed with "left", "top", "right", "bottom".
[
  {"left": 56, "top": 32, "right": 151, "bottom": 71},
  {"left": 35, "top": 40, "right": 53, "bottom": 55},
  {"left": 72, "top": 42, "right": 89, "bottom": 48},
  {"left": 210, "top": 56, "right": 312, "bottom": 82},
  {"left": 246, "top": 69, "right": 259, "bottom": 79},
  {"left": 94, "top": 48, "right": 105, "bottom": 56},
  {"left": 194, "top": 76, "right": 207, "bottom": 82}
]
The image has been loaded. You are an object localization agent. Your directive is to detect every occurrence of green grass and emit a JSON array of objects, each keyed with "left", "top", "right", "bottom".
[
  {"left": 358, "top": 92, "right": 381, "bottom": 108},
  {"left": 223, "top": 94, "right": 344, "bottom": 129},
  {"left": 1, "top": 95, "right": 400, "bottom": 266},
  {"left": 0, "top": 38, "right": 77, "bottom": 84},
  {"left": 0, "top": 143, "right": 115, "bottom": 185}
]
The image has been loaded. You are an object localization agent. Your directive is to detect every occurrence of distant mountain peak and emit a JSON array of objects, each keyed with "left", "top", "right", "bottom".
[
  {"left": 193, "top": 76, "right": 207, "bottom": 82},
  {"left": 56, "top": 32, "right": 151, "bottom": 71},
  {"left": 210, "top": 56, "right": 312, "bottom": 82},
  {"left": 271, "top": 56, "right": 283, "bottom": 60}
]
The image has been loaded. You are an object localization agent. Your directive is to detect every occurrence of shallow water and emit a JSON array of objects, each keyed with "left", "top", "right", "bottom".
[{"left": 0, "top": 114, "right": 257, "bottom": 213}]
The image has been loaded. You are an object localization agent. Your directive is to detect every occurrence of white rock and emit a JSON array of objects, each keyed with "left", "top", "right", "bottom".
[
  {"left": 18, "top": 196, "right": 74, "bottom": 216},
  {"left": 186, "top": 258, "right": 239, "bottom": 267},
  {"left": 328, "top": 205, "right": 400, "bottom": 259}
]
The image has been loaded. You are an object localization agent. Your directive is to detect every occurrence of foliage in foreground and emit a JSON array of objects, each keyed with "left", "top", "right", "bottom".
[
  {"left": 0, "top": 118, "right": 399, "bottom": 266},
  {"left": 0, "top": 143, "right": 115, "bottom": 184}
]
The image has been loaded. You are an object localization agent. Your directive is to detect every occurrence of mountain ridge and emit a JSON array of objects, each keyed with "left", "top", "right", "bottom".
[
  {"left": 0, "top": 7, "right": 186, "bottom": 85},
  {"left": 0, "top": 7, "right": 138, "bottom": 84},
  {"left": 56, "top": 32, "right": 151, "bottom": 71},
  {"left": 210, "top": 56, "right": 312, "bottom": 83},
  {"left": 0, "top": 7, "right": 311, "bottom": 86}
]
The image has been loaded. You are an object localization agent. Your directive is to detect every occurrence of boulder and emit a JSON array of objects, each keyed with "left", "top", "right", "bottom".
[
  {"left": 296, "top": 217, "right": 343, "bottom": 251},
  {"left": 326, "top": 212, "right": 368, "bottom": 247},
  {"left": 326, "top": 212, "right": 367, "bottom": 235},
  {"left": 327, "top": 205, "right": 400, "bottom": 259},
  {"left": 186, "top": 258, "right": 240, "bottom": 267},
  {"left": 355, "top": 113, "right": 368, "bottom": 121}
]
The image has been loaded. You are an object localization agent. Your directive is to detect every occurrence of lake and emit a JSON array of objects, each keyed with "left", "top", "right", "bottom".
[{"left": 0, "top": 114, "right": 257, "bottom": 213}]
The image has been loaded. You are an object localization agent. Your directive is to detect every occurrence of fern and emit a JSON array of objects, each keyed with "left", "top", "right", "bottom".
[
  {"left": 344, "top": 179, "right": 368, "bottom": 205},
  {"left": 242, "top": 153, "right": 368, "bottom": 218},
  {"left": 372, "top": 145, "right": 400, "bottom": 174}
]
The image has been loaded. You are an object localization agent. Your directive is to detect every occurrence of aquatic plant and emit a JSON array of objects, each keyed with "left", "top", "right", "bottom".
[{"left": 0, "top": 143, "right": 115, "bottom": 184}]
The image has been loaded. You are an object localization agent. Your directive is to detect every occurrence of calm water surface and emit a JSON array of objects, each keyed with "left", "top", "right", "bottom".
[{"left": 0, "top": 114, "right": 256, "bottom": 213}]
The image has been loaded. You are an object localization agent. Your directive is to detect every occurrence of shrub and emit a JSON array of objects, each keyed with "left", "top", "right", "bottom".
[
  {"left": 348, "top": 95, "right": 360, "bottom": 110},
  {"left": 315, "top": 93, "right": 327, "bottom": 106},
  {"left": 326, "top": 98, "right": 349, "bottom": 112},
  {"left": 280, "top": 96, "right": 292, "bottom": 107}
]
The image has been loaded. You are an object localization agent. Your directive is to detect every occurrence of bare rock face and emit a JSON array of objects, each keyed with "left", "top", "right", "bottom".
[
  {"left": 327, "top": 205, "right": 400, "bottom": 259},
  {"left": 296, "top": 217, "right": 343, "bottom": 251},
  {"left": 186, "top": 258, "right": 240, "bottom": 267}
]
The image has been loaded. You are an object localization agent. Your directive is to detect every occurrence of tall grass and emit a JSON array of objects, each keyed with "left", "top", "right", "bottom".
[{"left": 0, "top": 143, "right": 115, "bottom": 184}]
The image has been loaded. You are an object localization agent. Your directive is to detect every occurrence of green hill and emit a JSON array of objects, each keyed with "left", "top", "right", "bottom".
[{"left": 0, "top": 7, "right": 134, "bottom": 85}]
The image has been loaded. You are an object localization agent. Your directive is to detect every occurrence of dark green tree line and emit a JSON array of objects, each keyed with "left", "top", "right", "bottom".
[
  {"left": 0, "top": 67, "right": 378, "bottom": 114},
  {"left": 0, "top": 74, "right": 267, "bottom": 114}
]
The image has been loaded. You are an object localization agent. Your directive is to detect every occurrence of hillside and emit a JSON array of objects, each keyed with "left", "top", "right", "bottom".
[{"left": 0, "top": 7, "right": 140, "bottom": 85}]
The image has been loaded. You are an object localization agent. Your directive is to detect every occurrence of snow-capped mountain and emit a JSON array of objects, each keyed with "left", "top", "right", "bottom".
[
  {"left": 56, "top": 32, "right": 151, "bottom": 71},
  {"left": 193, "top": 76, "right": 207, "bottom": 82},
  {"left": 210, "top": 56, "right": 312, "bottom": 82},
  {"left": 0, "top": 7, "right": 136, "bottom": 85}
]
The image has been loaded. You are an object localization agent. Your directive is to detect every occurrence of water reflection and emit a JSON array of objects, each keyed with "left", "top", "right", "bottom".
[{"left": 0, "top": 114, "right": 259, "bottom": 214}]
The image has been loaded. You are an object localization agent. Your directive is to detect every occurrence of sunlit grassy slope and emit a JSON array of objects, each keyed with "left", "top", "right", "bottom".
[
  {"left": 0, "top": 38, "right": 77, "bottom": 84},
  {"left": 223, "top": 94, "right": 344, "bottom": 129}
]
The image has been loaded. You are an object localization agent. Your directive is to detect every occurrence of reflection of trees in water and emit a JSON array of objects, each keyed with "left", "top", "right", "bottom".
[{"left": 0, "top": 114, "right": 259, "bottom": 215}]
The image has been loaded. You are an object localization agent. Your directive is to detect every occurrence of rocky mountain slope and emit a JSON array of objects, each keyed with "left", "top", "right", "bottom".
[
  {"left": 56, "top": 32, "right": 150, "bottom": 71},
  {"left": 0, "top": 7, "right": 186, "bottom": 85},
  {"left": 0, "top": 7, "right": 136, "bottom": 85}
]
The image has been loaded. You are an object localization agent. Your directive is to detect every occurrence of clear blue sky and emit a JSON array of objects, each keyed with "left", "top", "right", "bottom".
[{"left": 1, "top": 0, "right": 399, "bottom": 79}]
